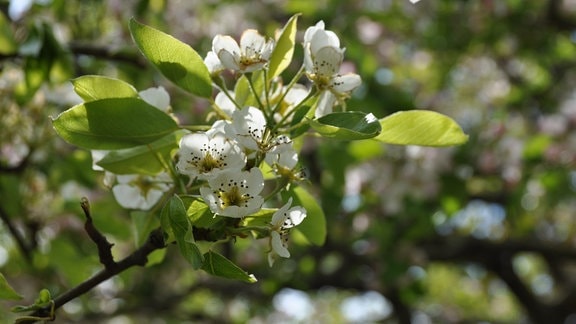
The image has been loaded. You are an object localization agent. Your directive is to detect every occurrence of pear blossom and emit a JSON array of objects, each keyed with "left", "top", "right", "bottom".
[
  {"left": 303, "top": 22, "right": 362, "bottom": 117},
  {"left": 112, "top": 172, "right": 173, "bottom": 210},
  {"left": 214, "top": 91, "right": 237, "bottom": 117},
  {"left": 177, "top": 132, "right": 245, "bottom": 180},
  {"left": 212, "top": 29, "right": 274, "bottom": 73},
  {"left": 90, "top": 150, "right": 116, "bottom": 188},
  {"left": 268, "top": 198, "right": 307, "bottom": 266},
  {"left": 204, "top": 51, "right": 225, "bottom": 75},
  {"left": 273, "top": 84, "right": 310, "bottom": 123},
  {"left": 303, "top": 21, "right": 341, "bottom": 71},
  {"left": 139, "top": 87, "right": 170, "bottom": 113},
  {"left": 200, "top": 168, "right": 265, "bottom": 218},
  {"left": 226, "top": 106, "right": 268, "bottom": 151},
  {"left": 265, "top": 135, "right": 297, "bottom": 168}
]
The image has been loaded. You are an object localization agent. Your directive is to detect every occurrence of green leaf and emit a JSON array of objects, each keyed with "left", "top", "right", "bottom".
[
  {"left": 268, "top": 14, "right": 299, "bottom": 79},
  {"left": 97, "top": 130, "right": 183, "bottom": 175},
  {"left": 188, "top": 199, "right": 221, "bottom": 228},
  {"left": 309, "top": 111, "right": 381, "bottom": 140},
  {"left": 0, "top": 12, "right": 17, "bottom": 55},
  {"left": 0, "top": 273, "right": 22, "bottom": 301},
  {"left": 12, "top": 289, "right": 52, "bottom": 313},
  {"left": 234, "top": 75, "right": 250, "bottom": 107},
  {"left": 72, "top": 75, "right": 138, "bottom": 101},
  {"left": 376, "top": 110, "right": 468, "bottom": 147},
  {"left": 286, "top": 186, "right": 326, "bottom": 245},
  {"left": 201, "top": 251, "right": 257, "bottom": 283},
  {"left": 52, "top": 97, "right": 179, "bottom": 150},
  {"left": 129, "top": 19, "right": 212, "bottom": 98},
  {"left": 161, "top": 196, "right": 204, "bottom": 269}
]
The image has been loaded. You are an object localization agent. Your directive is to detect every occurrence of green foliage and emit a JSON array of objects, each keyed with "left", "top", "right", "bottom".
[
  {"left": 96, "top": 131, "right": 183, "bottom": 175},
  {"left": 161, "top": 195, "right": 204, "bottom": 269},
  {"left": 0, "top": 12, "right": 17, "bottom": 55},
  {"left": 0, "top": 273, "right": 21, "bottom": 301},
  {"left": 72, "top": 75, "right": 138, "bottom": 101},
  {"left": 268, "top": 14, "right": 299, "bottom": 79},
  {"left": 285, "top": 186, "right": 326, "bottom": 245},
  {"left": 309, "top": 111, "right": 382, "bottom": 140},
  {"left": 129, "top": 19, "right": 212, "bottom": 98},
  {"left": 51, "top": 97, "right": 180, "bottom": 150},
  {"left": 201, "top": 251, "right": 258, "bottom": 283},
  {"left": 377, "top": 110, "right": 469, "bottom": 146}
]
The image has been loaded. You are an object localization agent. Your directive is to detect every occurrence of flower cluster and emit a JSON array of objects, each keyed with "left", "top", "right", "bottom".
[{"left": 93, "top": 19, "right": 361, "bottom": 265}]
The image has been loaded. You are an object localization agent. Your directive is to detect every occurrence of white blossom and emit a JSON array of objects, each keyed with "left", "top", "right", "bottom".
[
  {"left": 265, "top": 135, "right": 298, "bottom": 170},
  {"left": 226, "top": 106, "right": 268, "bottom": 151},
  {"left": 214, "top": 91, "right": 237, "bottom": 117},
  {"left": 273, "top": 84, "right": 310, "bottom": 123},
  {"left": 112, "top": 172, "right": 173, "bottom": 210},
  {"left": 204, "top": 50, "right": 225, "bottom": 75},
  {"left": 303, "top": 22, "right": 362, "bottom": 118},
  {"left": 177, "top": 132, "right": 246, "bottom": 180},
  {"left": 139, "top": 86, "right": 170, "bottom": 112},
  {"left": 268, "top": 197, "right": 307, "bottom": 266},
  {"left": 212, "top": 29, "right": 274, "bottom": 73},
  {"left": 200, "top": 167, "right": 265, "bottom": 218}
]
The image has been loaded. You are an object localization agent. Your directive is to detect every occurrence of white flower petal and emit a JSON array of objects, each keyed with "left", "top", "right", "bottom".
[
  {"left": 309, "top": 29, "right": 341, "bottom": 55},
  {"left": 113, "top": 184, "right": 146, "bottom": 209},
  {"left": 111, "top": 173, "right": 172, "bottom": 210},
  {"left": 201, "top": 168, "right": 265, "bottom": 218},
  {"left": 214, "top": 91, "right": 237, "bottom": 117},
  {"left": 217, "top": 49, "right": 241, "bottom": 71},
  {"left": 331, "top": 73, "right": 361, "bottom": 93},
  {"left": 91, "top": 150, "right": 108, "bottom": 171},
  {"left": 240, "top": 29, "right": 267, "bottom": 57},
  {"left": 139, "top": 87, "right": 170, "bottom": 112},
  {"left": 313, "top": 46, "right": 344, "bottom": 77},
  {"left": 315, "top": 91, "right": 337, "bottom": 118},
  {"left": 204, "top": 51, "right": 224, "bottom": 74},
  {"left": 271, "top": 231, "right": 290, "bottom": 258},
  {"left": 177, "top": 132, "right": 246, "bottom": 179},
  {"left": 212, "top": 34, "right": 241, "bottom": 57},
  {"left": 230, "top": 106, "right": 267, "bottom": 150},
  {"left": 271, "top": 197, "right": 294, "bottom": 226},
  {"left": 303, "top": 21, "right": 325, "bottom": 44}
]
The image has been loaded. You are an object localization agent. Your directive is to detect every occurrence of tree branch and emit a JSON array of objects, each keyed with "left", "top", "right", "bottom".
[
  {"left": 421, "top": 236, "right": 576, "bottom": 323},
  {"left": 19, "top": 205, "right": 166, "bottom": 323},
  {"left": 0, "top": 204, "right": 32, "bottom": 262},
  {"left": 80, "top": 197, "right": 115, "bottom": 269}
]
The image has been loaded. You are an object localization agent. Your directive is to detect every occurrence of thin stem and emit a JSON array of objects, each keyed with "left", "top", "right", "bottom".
[
  {"left": 270, "top": 64, "right": 306, "bottom": 117},
  {"left": 271, "top": 89, "right": 319, "bottom": 134},
  {"left": 0, "top": 205, "right": 32, "bottom": 263},
  {"left": 20, "top": 228, "right": 166, "bottom": 323},
  {"left": 246, "top": 74, "right": 265, "bottom": 110}
]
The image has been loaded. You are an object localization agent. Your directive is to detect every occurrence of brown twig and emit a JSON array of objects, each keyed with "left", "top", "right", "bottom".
[
  {"left": 80, "top": 197, "right": 115, "bottom": 269},
  {"left": 0, "top": 204, "right": 32, "bottom": 262},
  {"left": 18, "top": 200, "right": 166, "bottom": 324}
]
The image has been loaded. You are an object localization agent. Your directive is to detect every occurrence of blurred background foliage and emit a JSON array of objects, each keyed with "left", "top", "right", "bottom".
[{"left": 2, "top": 0, "right": 576, "bottom": 322}]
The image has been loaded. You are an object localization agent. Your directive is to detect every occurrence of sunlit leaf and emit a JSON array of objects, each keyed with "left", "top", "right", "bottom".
[
  {"left": 309, "top": 111, "right": 381, "bottom": 140},
  {"left": 52, "top": 97, "right": 180, "bottom": 150},
  {"left": 129, "top": 19, "right": 212, "bottom": 98},
  {"left": 97, "top": 130, "right": 184, "bottom": 175},
  {"left": 72, "top": 75, "right": 138, "bottom": 101},
  {"left": 376, "top": 110, "right": 468, "bottom": 146},
  {"left": 0, "top": 273, "right": 22, "bottom": 301},
  {"left": 268, "top": 14, "right": 299, "bottom": 79},
  {"left": 188, "top": 199, "right": 221, "bottom": 228},
  {"left": 201, "top": 251, "right": 257, "bottom": 283}
]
